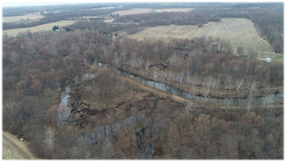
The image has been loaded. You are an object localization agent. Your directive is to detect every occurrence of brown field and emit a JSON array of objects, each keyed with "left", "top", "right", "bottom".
[
  {"left": 112, "top": 8, "right": 153, "bottom": 16},
  {"left": 3, "top": 12, "right": 45, "bottom": 23},
  {"left": 191, "top": 18, "right": 274, "bottom": 52},
  {"left": 153, "top": 8, "right": 193, "bottom": 12},
  {"left": 84, "top": 6, "right": 116, "bottom": 10},
  {"left": 128, "top": 18, "right": 274, "bottom": 53},
  {"left": 3, "top": 20, "right": 76, "bottom": 36},
  {"left": 112, "top": 8, "right": 193, "bottom": 16},
  {"left": 128, "top": 24, "right": 199, "bottom": 40}
]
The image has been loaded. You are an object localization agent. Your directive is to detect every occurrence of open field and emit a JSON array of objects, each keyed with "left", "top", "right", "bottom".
[
  {"left": 260, "top": 52, "right": 283, "bottom": 62},
  {"left": 128, "top": 24, "right": 199, "bottom": 40},
  {"left": 84, "top": 6, "right": 117, "bottom": 10},
  {"left": 112, "top": 8, "right": 193, "bottom": 16},
  {"left": 3, "top": 20, "right": 76, "bottom": 36},
  {"left": 153, "top": 8, "right": 193, "bottom": 12},
  {"left": 104, "top": 18, "right": 114, "bottom": 23},
  {"left": 112, "top": 8, "right": 153, "bottom": 16},
  {"left": 3, "top": 132, "right": 38, "bottom": 159},
  {"left": 3, "top": 12, "right": 45, "bottom": 23},
  {"left": 128, "top": 18, "right": 274, "bottom": 53},
  {"left": 191, "top": 18, "right": 274, "bottom": 52}
]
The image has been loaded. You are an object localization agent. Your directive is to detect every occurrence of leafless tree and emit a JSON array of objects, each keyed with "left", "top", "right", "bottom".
[
  {"left": 44, "top": 126, "right": 56, "bottom": 150},
  {"left": 188, "top": 76, "right": 198, "bottom": 99},
  {"left": 224, "top": 76, "right": 233, "bottom": 94},
  {"left": 262, "top": 94, "right": 274, "bottom": 109},
  {"left": 113, "top": 56, "right": 121, "bottom": 68},
  {"left": 152, "top": 67, "right": 160, "bottom": 80},
  {"left": 246, "top": 97, "right": 254, "bottom": 112},
  {"left": 128, "top": 57, "right": 137, "bottom": 70},
  {"left": 168, "top": 53, "right": 179, "bottom": 66},
  {"left": 3, "top": 99, "right": 17, "bottom": 127},
  {"left": 246, "top": 81, "right": 257, "bottom": 97},
  {"left": 235, "top": 79, "right": 244, "bottom": 95},
  {"left": 177, "top": 73, "right": 184, "bottom": 89},
  {"left": 223, "top": 98, "right": 233, "bottom": 110},
  {"left": 144, "top": 60, "right": 151, "bottom": 71},
  {"left": 202, "top": 86, "right": 210, "bottom": 99},
  {"left": 185, "top": 102, "right": 196, "bottom": 113},
  {"left": 203, "top": 76, "right": 214, "bottom": 99}
]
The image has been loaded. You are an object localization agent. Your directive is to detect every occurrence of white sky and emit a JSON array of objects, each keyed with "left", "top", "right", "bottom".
[{"left": 1, "top": 1, "right": 114, "bottom": 7}]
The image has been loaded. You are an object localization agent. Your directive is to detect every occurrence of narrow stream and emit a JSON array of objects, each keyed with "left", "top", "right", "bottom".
[
  {"left": 54, "top": 59, "right": 283, "bottom": 157},
  {"left": 93, "top": 60, "right": 283, "bottom": 106}
]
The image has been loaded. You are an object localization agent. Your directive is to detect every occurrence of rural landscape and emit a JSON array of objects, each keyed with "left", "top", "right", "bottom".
[{"left": 2, "top": 2, "right": 283, "bottom": 159}]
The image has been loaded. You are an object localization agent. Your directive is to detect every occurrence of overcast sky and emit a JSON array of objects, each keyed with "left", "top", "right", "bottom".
[{"left": 1, "top": 1, "right": 114, "bottom": 7}]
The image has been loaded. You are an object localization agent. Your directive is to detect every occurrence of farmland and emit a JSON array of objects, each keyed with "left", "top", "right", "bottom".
[
  {"left": 112, "top": 8, "right": 193, "bottom": 16},
  {"left": 3, "top": 20, "right": 76, "bottom": 36},
  {"left": 112, "top": 8, "right": 153, "bottom": 16},
  {"left": 191, "top": 18, "right": 274, "bottom": 53},
  {"left": 127, "top": 24, "right": 199, "bottom": 40},
  {"left": 3, "top": 12, "right": 44, "bottom": 23},
  {"left": 153, "top": 8, "right": 193, "bottom": 12},
  {"left": 128, "top": 18, "right": 274, "bottom": 53}
]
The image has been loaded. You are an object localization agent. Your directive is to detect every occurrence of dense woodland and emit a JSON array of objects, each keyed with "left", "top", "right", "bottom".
[
  {"left": 3, "top": 28, "right": 283, "bottom": 159},
  {"left": 2, "top": 2, "right": 284, "bottom": 160}
]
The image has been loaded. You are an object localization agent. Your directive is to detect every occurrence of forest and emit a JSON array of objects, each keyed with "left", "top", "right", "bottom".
[{"left": 2, "top": 2, "right": 283, "bottom": 159}]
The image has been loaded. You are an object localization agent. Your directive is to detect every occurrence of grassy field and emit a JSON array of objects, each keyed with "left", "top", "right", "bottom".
[
  {"left": 3, "top": 131, "right": 38, "bottom": 159},
  {"left": 128, "top": 24, "right": 199, "bottom": 40},
  {"left": 128, "top": 18, "right": 274, "bottom": 53},
  {"left": 3, "top": 20, "right": 76, "bottom": 36},
  {"left": 260, "top": 52, "right": 284, "bottom": 62},
  {"left": 2, "top": 139, "right": 21, "bottom": 159},
  {"left": 3, "top": 12, "right": 45, "bottom": 23}
]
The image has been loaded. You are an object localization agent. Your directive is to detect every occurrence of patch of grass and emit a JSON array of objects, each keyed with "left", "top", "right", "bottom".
[
  {"left": 261, "top": 53, "right": 283, "bottom": 62},
  {"left": 3, "top": 20, "right": 76, "bottom": 36}
]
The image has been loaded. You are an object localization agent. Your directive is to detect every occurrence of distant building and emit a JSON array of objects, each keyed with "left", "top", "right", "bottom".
[
  {"left": 260, "top": 58, "right": 272, "bottom": 63},
  {"left": 55, "top": 28, "right": 64, "bottom": 32}
]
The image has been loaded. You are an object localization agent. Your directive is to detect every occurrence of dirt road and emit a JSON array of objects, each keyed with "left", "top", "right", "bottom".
[
  {"left": 3, "top": 132, "right": 37, "bottom": 159},
  {"left": 1, "top": 131, "right": 32, "bottom": 161}
]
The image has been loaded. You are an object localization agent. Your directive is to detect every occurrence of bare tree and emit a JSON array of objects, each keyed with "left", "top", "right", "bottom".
[
  {"left": 245, "top": 81, "right": 257, "bottom": 112},
  {"left": 144, "top": 60, "right": 151, "bottom": 71},
  {"left": 224, "top": 76, "right": 233, "bottom": 94},
  {"left": 223, "top": 98, "right": 233, "bottom": 110},
  {"left": 3, "top": 99, "right": 17, "bottom": 127},
  {"left": 113, "top": 56, "right": 121, "bottom": 68},
  {"left": 202, "top": 86, "right": 210, "bottom": 99},
  {"left": 188, "top": 76, "right": 198, "bottom": 99},
  {"left": 128, "top": 57, "right": 137, "bottom": 70},
  {"left": 262, "top": 94, "right": 274, "bottom": 109},
  {"left": 235, "top": 79, "right": 244, "bottom": 95},
  {"left": 185, "top": 102, "right": 196, "bottom": 113},
  {"left": 246, "top": 81, "right": 257, "bottom": 97},
  {"left": 152, "top": 67, "right": 160, "bottom": 80},
  {"left": 168, "top": 53, "right": 179, "bottom": 66},
  {"left": 177, "top": 73, "right": 184, "bottom": 89},
  {"left": 203, "top": 76, "right": 213, "bottom": 99},
  {"left": 44, "top": 126, "right": 56, "bottom": 150}
]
